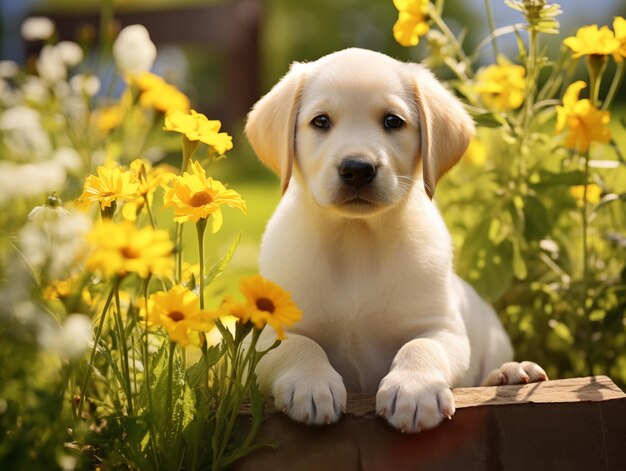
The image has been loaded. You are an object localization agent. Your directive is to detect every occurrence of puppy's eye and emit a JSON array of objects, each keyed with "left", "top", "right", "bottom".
[
  {"left": 311, "top": 114, "right": 330, "bottom": 130},
  {"left": 384, "top": 114, "right": 404, "bottom": 130}
]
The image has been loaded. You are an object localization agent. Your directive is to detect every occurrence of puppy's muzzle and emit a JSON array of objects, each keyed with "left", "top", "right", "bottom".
[{"left": 339, "top": 159, "right": 377, "bottom": 188}]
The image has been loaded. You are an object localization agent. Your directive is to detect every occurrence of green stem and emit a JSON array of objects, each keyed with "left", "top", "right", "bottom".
[
  {"left": 175, "top": 223, "right": 184, "bottom": 283},
  {"left": 165, "top": 341, "right": 176, "bottom": 441},
  {"left": 196, "top": 218, "right": 208, "bottom": 310},
  {"left": 582, "top": 152, "right": 592, "bottom": 376},
  {"left": 181, "top": 137, "right": 199, "bottom": 173},
  {"left": 484, "top": 0, "right": 499, "bottom": 62},
  {"left": 428, "top": 4, "right": 473, "bottom": 79},
  {"left": 518, "top": 27, "right": 539, "bottom": 183},
  {"left": 601, "top": 61, "right": 624, "bottom": 111},
  {"left": 587, "top": 55, "right": 608, "bottom": 107},
  {"left": 114, "top": 288, "right": 134, "bottom": 415},
  {"left": 142, "top": 277, "right": 161, "bottom": 470},
  {"left": 77, "top": 278, "right": 118, "bottom": 417},
  {"left": 215, "top": 328, "right": 262, "bottom": 467},
  {"left": 100, "top": 200, "right": 117, "bottom": 220},
  {"left": 144, "top": 194, "right": 156, "bottom": 229}
]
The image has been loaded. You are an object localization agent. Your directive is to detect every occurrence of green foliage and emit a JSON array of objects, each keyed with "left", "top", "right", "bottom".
[{"left": 426, "top": 0, "right": 626, "bottom": 385}]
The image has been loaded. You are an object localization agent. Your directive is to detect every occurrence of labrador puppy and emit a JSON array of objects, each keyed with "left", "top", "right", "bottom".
[{"left": 245, "top": 48, "right": 547, "bottom": 433}]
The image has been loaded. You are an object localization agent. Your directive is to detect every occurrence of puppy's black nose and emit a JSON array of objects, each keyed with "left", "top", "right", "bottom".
[{"left": 339, "top": 159, "right": 377, "bottom": 188}]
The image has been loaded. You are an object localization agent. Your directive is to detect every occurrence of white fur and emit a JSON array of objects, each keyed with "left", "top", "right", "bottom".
[{"left": 245, "top": 48, "right": 546, "bottom": 432}]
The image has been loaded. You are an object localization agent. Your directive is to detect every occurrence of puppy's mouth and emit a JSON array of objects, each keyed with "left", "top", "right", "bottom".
[{"left": 332, "top": 192, "right": 384, "bottom": 216}]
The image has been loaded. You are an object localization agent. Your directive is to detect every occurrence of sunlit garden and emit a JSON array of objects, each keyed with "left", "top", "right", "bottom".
[{"left": 0, "top": 0, "right": 625, "bottom": 469}]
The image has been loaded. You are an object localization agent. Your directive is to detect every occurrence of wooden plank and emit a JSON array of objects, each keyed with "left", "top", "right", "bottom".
[
  {"left": 294, "top": 376, "right": 626, "bottom": 417},
  {"left": 235, "top": 377, "right": 626, "bottom": 471}
]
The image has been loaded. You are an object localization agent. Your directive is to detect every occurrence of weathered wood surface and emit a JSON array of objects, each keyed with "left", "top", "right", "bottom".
[{"left": 235, "top": 376, "right": 626, "bottom": 471}]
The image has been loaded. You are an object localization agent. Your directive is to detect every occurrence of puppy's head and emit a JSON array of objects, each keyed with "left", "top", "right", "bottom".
[{"left": 245, "top": 48, "right": 474, "bottom": 217}]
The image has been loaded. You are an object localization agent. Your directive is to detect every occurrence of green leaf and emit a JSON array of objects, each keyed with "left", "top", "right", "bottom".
[
  {"left": 512, "top": 25, "right": 528, "bottom": 62},
  {"left": 472, "top": 112, "right": 507, "bottom": 128},
  {"left": 204, "top": 232, "right": 241, "bottom": 286},
  {"left": 186, "top": 345, "right": 223, "bottom": 390},
  {"left": 551, "top": 321, "right": 574, "bottom": 345},
  {"left": 458, "top": 218, "right": 515, "bottom": 301},
  {"left": 530, "top": 170, "right": 586, "bottom": 187},
  {"left": 523, "top": 195, "right": 551, "bottom": 241},
  {"left": 594, "top": 193, "right": 626, "bottom": 213},
  {"left": 512, "top": 238, "right": 527, "bottom": 280}
]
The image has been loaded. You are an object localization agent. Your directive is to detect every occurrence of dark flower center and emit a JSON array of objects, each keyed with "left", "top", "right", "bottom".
[
  {"left": 256, "top": 297, "right": 275, "bottom": 313},
  {"left": 121, "top": 246, "right": 140, "bottom": 259},
  {"left": 168, "top": 311, "right": 185, "bottom": 322},
  {"left": 190, "top": 191, "right": 213, "bottom": 208}
]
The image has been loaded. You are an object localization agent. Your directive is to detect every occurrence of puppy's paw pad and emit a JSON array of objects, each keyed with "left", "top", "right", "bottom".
[
  {"left": 376, "top": 371, "right": 454, "bottom": 433},
  {"left": 484, "top": 361, "right": 548, "bottom": 386},
  {"left": 273, "top": 368, "right": 347, "bottom": 425}
]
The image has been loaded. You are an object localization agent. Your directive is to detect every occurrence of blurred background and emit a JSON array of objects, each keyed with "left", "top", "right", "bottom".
[{"left": 1, "top": 0, "right": 625, "bottom": 375}]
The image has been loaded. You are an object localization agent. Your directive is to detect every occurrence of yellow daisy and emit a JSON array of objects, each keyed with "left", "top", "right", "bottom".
[
  {"left": 569, "top": 184, "right": 602, "bottom": 206},
  {"left": 613, "top": 16, "right": 626, "bottom": 62},
  {"left": 122, "top": 159, "right": 176, "bottom": 221},
  {"left": 162, "top": 160, "right": 247, "bottom": 230},
  {"left": 392, "top": 0, "right": 430, "bottom": 47},
  {"left": 146, "top": 285, "right": 217, "bottom": 347},
  {"left": 475, "top": 63, "right": 526, "bottom": 111},
  {"left": 164, "top": 109, "right": 233, "bottom": 156},
  {"left": 239, "top": 275, "right": 302, "bottom": 340},
  {"left": 555, "top": 81, "right": 611, "bottom": 153},
  {"left": 129, "top": 71, "right": 190, "bottom": 113},
  {"left": 563, "top": 24, "right": 620, "bottom": 58},
  {"left": 76, "top": 165, "right": 139, "bottom": 211},
  {"left": 85, "top": 220, "right": 174, "bottom": 279}
]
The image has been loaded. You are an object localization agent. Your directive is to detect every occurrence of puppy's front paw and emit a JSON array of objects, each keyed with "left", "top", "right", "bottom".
[
  {"left": 272, "top": 366, "right": 347, "bottom": 425},
  {"left": 376, "top": 370, "right": 454, "bottom": 433},
  {"left": 483, "top": 361, "right": 548, "bottom": 386}
]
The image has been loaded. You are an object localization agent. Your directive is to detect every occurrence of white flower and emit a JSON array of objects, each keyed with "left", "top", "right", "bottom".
[
  {"left": 112, "top": 24, "right": 157, "bottom": 75},
  {"left": 18, "top": 211, "right": 92, "bottom": 280},
  {"left": 56, "top": 41, "right": 83, "bottom": 67},
  {"left": 21, "top": 16, "right": 55, "bottom": 41},
  {"left": 37, "top": 44, "right": 66, "bottom": 83},
  {"left": 39, "top": 314, "right": 93, "bottom": 360},
  {"left": 22, "top": 76, "right": 49, "bottom": 103},
  {"left": 53, "top": 147, "right": 83, "bottom": 173},
  {"left": 0, "top": 60, "right": 18, "bottom": 78},
  {"left": 28, "top": 194, "right": 70, "bottom": 223},
  {"left": 0, "top": 105, "right": 52, "bottom": 159},
  {"left": 0, "top": 161, "right": 66, "bottom": 205},
  {"left": 69, "top": 74, "right": 100, "bottom": 96}
]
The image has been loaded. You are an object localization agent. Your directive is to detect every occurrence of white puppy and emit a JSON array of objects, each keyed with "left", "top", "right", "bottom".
[{"left": 245, "top": 48, "right": 547, "bottom": 433}]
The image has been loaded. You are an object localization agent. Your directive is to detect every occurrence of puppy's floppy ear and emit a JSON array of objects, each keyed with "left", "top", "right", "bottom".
[
  {"left": 407, "top": 64, "right": 475, "bottom": 198},
  {"left": 245, "top": 62, "right": 308, "bottom": 194}
]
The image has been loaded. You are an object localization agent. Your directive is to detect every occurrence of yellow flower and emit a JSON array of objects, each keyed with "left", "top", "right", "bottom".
[
  {"left": 613, "top": 16, "right": 626, "bottom": 62},
  {"left": 239, "top": 275, "right": 302, "bottom": 340},
  {"left": 569, "top": 184, "right": 602, "bottom": 206},
  {"left": 220, "top": 294, "right": 254, "bottom": 325},
  {"left": 392, "top": 0, "right": 430, "bottom": 47},
  {"left": 76, "top": 165, "right": 139, "bottom": 211},
  {"left": 555, "top": 81, "right": 611, "bottom": 153},
  {"left": 164, "top": 109, "right": 233, "bottom": 156},
  {"left": 180, "top": 262, "right": 200, "bottom": 286},
  {"left": 463, "top": 137, "right": 488, "bottom": 166},
  {"left": 475, "top": 63, "right": 526, "bottom": 111},
  {"left": 563, "top": 24, "right": 620, "bottom": 58},
  {"left": 146, "top": 285, "right": 217, "bottom": 347},
  {"left": 162, "top": 160, "right": 247, "bottom": 230},
  {"left": 129, "top": 72, "right": 190, "bottom": 113},
  {"left": 85, "top": 220, "right": 174, "bottom": 278},
  {"left": 42, "top": 276, "right": 92, "bottom": 306},
  {"left": 96, "top": 105, "right": 125, "bottom": 134},
  {"left": 122, "top": 159, "right": 176, "bottom": 221}
]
